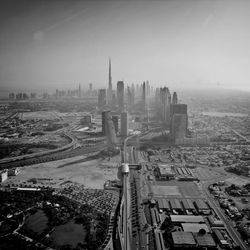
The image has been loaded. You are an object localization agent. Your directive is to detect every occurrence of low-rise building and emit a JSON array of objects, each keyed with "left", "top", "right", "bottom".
[
  {"left": 8, "top": 167, "right": 20, "bottom": 176},
  {"left": 155, "top": 164, "right": 175, "bottom": 180},
  {"left": 170, "top": 215, "right": 205, "bottom": 224},
  {"left": 193, "top": 232, "right": 217, "bottom": 249},
  {"left": 181, "top": 223, "right": 210, "bottom": 233},
  {"left": 0, "top": 170, "right": 8, "bottom": 182},
  {"left": 171, "top": 232, "right": 196, "bottom": 248}
]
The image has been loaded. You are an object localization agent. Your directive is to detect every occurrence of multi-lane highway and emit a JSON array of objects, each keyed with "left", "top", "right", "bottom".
[
  {"left": 0, "top": 141, "right": 106, "bottom": 169},
  {"left": 120, "top": 134, "right": 139, "bottom": 250}
]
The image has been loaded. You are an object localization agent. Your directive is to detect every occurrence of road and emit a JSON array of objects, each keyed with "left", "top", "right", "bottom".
[
  {"left": 0, "top": 142, "right": 106, "bottom": 169},
  {"left": 121, "top": 134, "right": 149, "bottom": 250},
  {"left": 121, "top": 135, "right": 134, "bottom": 250},
  {"left": 202, "top": 180, "right": 248, "bottom": 250},
  {"left": 230, "top": 128, "right": 250, "bottom": 143},
  {"left": 121, "top": 134, "right": 140, "bottom": 250},
  {"left": 0, "top": 131, "right": 77, "bottom": 165}
]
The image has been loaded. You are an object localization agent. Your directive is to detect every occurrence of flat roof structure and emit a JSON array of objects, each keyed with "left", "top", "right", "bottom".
[
  {"left": 182, "top": 223, "right": 210, "bottom": 233},
  {"left": 194, "top": 199, "right": 209, "bottom": 210},
  {"left": 170, "top": 215, "right": 204, "bottom": 223},
  {"left": 193, "top": 233, "right": 216, "bottom": 248},
  {"left": 169, "top": 199, "right": 183, "bottom": 210},
  {"left": 158, "top": 164, "right": 175, "bottom": 177},
  {"left": 162, "top": 199, "right": 171, "bottom": 210},
  {"left": 16, "top": 187, "right": 41, "bottom": 191},
  {"left": 171, "top": 232, "right": 196, "bottom": 246},
  {"left": 182, "top": 199, "right": 196, "bottom": 211}
]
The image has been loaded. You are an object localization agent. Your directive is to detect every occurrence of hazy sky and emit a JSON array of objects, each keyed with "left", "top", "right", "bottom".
[{"left": 0, "top": 0, "right": 250, "bottom": 92}]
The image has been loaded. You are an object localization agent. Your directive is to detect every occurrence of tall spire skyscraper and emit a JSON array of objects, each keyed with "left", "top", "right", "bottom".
[{"left": 108, "top": 58, "right": 112, "bottom": 105}]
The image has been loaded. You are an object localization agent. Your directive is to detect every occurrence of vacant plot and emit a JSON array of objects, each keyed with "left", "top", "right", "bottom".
[
  {"left": 152, "top": 185, "right": 181, "bottom": 197},
  {"left": 226, "top": 176, "right": 250, "bottom": 187},
  {"left": 21, "top": 111, "right": 56, "bottom": 120},
  {"left": 5, "top": 155, "right": 119, "bottom": 189},
  {"left": 154, "top": 181, "right": 202, "bottom": 198},
  {"left": 195, "top": 167, "right": 221, "bottom": 181}
]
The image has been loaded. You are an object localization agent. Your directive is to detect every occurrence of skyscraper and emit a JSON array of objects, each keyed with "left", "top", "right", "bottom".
[
  {"left": 171, "top": 113, "right": 188, "bottom": 142},
  {"left": 171, "top": 103, "right": 188, "bottom": 143},
  {"left": 127, "top": 86, "right": 134, "bottom": 112},
  {"left": 121, "top": 111, "right": 128, "bottom": 136},
  {"left": 107, "top": 58, "right": 112, "bottom": 105},
  {"left": 112, "top": 115, "right": 119, "bottom": 134},
  {"left": 159, "top": 87, "right": 171, "bottom": 128},
  {"left": 79, "top": 83, "right": 81, "bottom": 98},
  {"left": 142, "top": 82, "right": 147, "bottom": 120},
  {"left": 102, "top": 110, "right": 117, "bottom": 149},
  {"left": 117, "top": 81, "right": 124, "bottom": 112},
  {"left": 172, "top": 104, "right": 187, "bottom": 114},
  {"left": 98, "top": 89, "right": 106, "bottom": 109},
  {"left": 172, "top": 92, "right": 178, "bottom": 105}
]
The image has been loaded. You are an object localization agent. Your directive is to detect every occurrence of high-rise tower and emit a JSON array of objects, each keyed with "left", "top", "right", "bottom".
[
  {"left": 98, "top": 89, "right": 106, "bottom": 109},
  {"left": 108, "top": 58, "right": 112, "bottom": 105},
  {"left": 172, "top": 92, "right": 178, "bottom": 105},
  {"left": 78, "top": 83, "right": 81, "bottom": 98},
  {"left": 117, "top": 81, "right": 124, "bottom": 112},
  {"left": 160, "top": 87, "right": 171, "bottom": 128}
]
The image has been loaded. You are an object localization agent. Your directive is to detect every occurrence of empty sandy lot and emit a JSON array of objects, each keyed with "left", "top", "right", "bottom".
[{"left": 6, "top": 155, "right": 120, "bottom": 189}]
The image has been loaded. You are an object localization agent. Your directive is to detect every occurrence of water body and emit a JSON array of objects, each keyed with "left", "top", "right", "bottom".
[
  {"left": 202, "top": 111, "right": 248, "bottom": 117},
  {"left": 24, "top": 209, "right": 48, "bottom": 234},
  {"left": 50, "top": 220, "right": 86, "bottom": 248}
]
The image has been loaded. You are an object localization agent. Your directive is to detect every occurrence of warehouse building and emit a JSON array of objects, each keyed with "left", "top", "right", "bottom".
[
  {"left": 171, "top": 232, "right": 196, "bottom": 248},
  {"left": 194, "top": 199, "right": 210, "bottom": 215},
  {"left": 193, "top": 233, "right": 217, "bottom": 249},
  {"left": 170, "top": 215, "right": 205, "bottom": 224},
  {"left": 155, "top": 164, "right": 175, "bottom": 180},
  {"left": 181, "top": 199, "right": 196, "bottom": 214},
  {"left": 181, "top": 223, "right": 210, "bottom": 233}
]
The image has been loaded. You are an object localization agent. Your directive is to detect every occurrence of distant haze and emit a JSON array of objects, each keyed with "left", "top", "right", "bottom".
[{"left": 0, "top": 0, "right": 250, "bottom": 92}]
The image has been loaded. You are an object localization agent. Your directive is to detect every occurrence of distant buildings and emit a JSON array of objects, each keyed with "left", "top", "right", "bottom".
[{"left": 9, "top": 93, "right": 15, "bottom": 99}]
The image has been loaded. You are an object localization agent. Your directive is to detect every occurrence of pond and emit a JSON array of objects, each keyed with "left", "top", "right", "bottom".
[
  {"left": 50, "top": 219, "right": 87, "bottom": 248},
  {"left": 24, "top": 209, "right": 48, "bottom": 234}
]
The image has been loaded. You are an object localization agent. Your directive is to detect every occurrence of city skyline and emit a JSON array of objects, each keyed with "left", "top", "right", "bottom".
[{"left": 1, "top": 0, "right": 250, "bottom": 92}]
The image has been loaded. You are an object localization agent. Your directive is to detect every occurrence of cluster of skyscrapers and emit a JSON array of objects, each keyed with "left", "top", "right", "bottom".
[
  {"left": 155, "top": 87, "right": 188, "bottom": 143},
  {"left": 99, "top": 58, "right": 190, "bottom": 147}
]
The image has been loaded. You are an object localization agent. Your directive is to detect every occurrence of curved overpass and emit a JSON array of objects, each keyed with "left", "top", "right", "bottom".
[{"left": 0, "top": 132, "right": 77, "bottom": 166}]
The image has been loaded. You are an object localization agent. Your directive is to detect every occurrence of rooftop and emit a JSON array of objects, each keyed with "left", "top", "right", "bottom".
[
  {"left": 170, "top": 215, "right": 204, "bottom": 223},
  {"left": 194, "top": 233, "right": 216, "bottom": 247},
  {"left": 181, "top": 223, "right": 210, "bottom": 233},
  {"left": 171, "top": 232, "right": 196, "bottom": 245}
]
